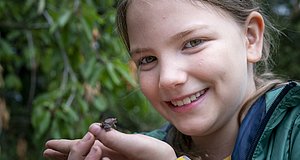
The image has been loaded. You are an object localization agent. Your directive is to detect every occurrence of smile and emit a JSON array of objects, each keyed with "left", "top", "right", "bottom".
[{"left": 170, "top": 88, "right": 208, "bottom": 107}]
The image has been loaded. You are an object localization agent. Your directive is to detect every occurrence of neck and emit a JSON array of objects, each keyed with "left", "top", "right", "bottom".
[{"left": 191, "top": 115, "right": 239, "bottom": 160}]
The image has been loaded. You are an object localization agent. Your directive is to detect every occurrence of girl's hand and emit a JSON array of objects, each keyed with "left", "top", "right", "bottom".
[
  {"left": 87, "top": 123, "right": 177, "bottom": 160},
  {"left": 44, "top": 139, "right": 79, "bottom": 160},
  {"left": 43, "top": 132, "right": 125, "bottom": 160},
  {"left": 43, "top": 124, "right": 177, "bottom": 160},
  {"left": 43, "top": 132, "right": 104, "bottom": 160}
]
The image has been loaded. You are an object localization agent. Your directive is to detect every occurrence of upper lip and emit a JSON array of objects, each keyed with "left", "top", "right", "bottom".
[{"left": 166, "top": 88, "right": 208, "bottom": 102}]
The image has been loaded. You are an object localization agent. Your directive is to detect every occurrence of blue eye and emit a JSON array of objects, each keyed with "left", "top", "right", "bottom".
[
  {"left": 184, "top": 39, "right": 203, "bottom": 49},
  {"left": 139, "top": 56, "right": 157, "bottom": 65}
]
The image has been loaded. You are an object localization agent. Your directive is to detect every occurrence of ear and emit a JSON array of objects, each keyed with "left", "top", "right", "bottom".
[{"left": 244, "top": 11, "right": 264, "bottom": 63}]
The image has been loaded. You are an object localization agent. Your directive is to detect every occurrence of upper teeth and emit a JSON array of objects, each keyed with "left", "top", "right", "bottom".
[{"left": 171, "top": 89, "right": 206, "bottom": 107}]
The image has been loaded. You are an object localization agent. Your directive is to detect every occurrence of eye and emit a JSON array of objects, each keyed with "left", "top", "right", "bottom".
[
  {"left": 183, "top": 39, "right": 203, "bottom": 49},
  {"left": 139, "top": 56, "right": 157, "bottom": 65}
]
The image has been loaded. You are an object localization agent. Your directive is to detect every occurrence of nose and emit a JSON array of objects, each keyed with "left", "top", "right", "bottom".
[{"left": 158, "top": 59, "right": 187, "bottom": 89}]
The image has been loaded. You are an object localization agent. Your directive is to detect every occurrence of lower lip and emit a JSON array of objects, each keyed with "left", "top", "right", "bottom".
[{"left": 169, "top": 89, "right": 208, "bottom": 113}]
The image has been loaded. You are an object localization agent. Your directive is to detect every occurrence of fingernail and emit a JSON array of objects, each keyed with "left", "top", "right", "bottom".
[
  {"left": 89, "top": 123, "right": 101, "bottom": 135},
  {"left": 91, "top": 145, "right": 100, "bottom": 153},
  {"left": 82, "top": 132, "right": 92, "bottom": 141}
]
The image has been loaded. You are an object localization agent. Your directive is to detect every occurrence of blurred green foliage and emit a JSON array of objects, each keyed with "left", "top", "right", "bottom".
[
  {"left": 0, "top": 0, "right": 299, "bottom": 159},
  {"left": 271, "top": 1, "right": 300, "bottom": 80},
  {"left": 0, "top": 0, "right": 164, "bottom": 159}
]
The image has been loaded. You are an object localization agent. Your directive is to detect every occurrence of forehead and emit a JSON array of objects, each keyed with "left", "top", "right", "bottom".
[
  {"left": 126, "top": 0, "right": 238, "bottom": 50},
  {"left": 126, "top": 0, "right": 228, "bottom": 20},
  {"left": 126, "top": 0, "right": 235, "bottom": 31}
]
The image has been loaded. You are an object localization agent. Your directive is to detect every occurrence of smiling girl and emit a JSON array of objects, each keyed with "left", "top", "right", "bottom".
[{"left": 44, "top": 0, "right": 300, "bottom": 159}]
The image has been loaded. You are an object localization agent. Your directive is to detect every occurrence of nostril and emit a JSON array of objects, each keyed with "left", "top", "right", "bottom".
[
  {"left": 158, "top": 60, "right": 188, "bottom": 89},
  {"left": 159, "top": 80, "right": 182, "bottom": 89},
  {"left": 159, "top": 74, "right": 187, "bottom": 89}
]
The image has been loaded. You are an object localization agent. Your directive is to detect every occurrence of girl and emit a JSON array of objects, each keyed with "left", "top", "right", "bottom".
[{"left": 44, "top": 0, "right": 300, "bottom": 159}]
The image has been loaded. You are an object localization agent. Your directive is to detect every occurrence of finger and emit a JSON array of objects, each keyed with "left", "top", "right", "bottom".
[
  {"left": 97, "top": 141, "right": 128, "bottom": 160},
  {"left": 85, "top": 140, "right": 102, "bottom": 160},
  {"left": 89, "top": 123, "right": 169, "bottom": 159},
  {"left": 68, "top": 132, "right": 95, "bottom": 160},
  {"left": 89, "top": 123, "right": 128, "bottom": 152},
  {"left": 45, "top": 139, "right": 80, "bottom": 154},
  {"left": 43, "top": 149, "right": 68, "bottom": 160}
]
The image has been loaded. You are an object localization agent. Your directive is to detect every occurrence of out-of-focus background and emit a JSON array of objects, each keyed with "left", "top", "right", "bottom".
[{"left": 0, "top": 0, "right": 299, "bottom": 159}]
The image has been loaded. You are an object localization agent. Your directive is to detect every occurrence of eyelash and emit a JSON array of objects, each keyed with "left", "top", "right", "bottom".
[
  {"left": 138, "top": 56, "right": 157, "bottom": 66},
  {"left": 183, "top": 39, "right": 204, "bottom": 49},
  {"left": 134, "top": 39, "right": 204, "bottom": 67}
]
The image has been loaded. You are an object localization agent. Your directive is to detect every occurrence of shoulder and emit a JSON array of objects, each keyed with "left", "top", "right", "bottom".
[
  {"left": 265, "top": 81, "right": 300, "bottom": 110},
  {"left": 253, "top": 81, "right": 300, "bottom": 159},
  {"left": 263, "top": 81, "right": 300, "bottom": 130}
]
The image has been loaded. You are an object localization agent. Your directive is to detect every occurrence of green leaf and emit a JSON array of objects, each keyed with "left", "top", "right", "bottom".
[
  {"left": 37, "top": 0, "right": 46, "bottom": 14},
  {"left": 78, "top": 98, "right": 89, "bottom": 113},
  {"left": 56, "top": 110, "right": 68, "bottom": 122},
  {"left": 115, "top": 61, "right": 137, "bottom": 87},
  {"left": 81, "top": 57, "right": 96, "bottom": 79},
  {"left": 38, "top": 111, "right": 51, "bottom": 136},
  {"left": 4, "top": 74, "right": 22, "bottom": 90},
  {"left": 63, "top": 105, "right": 79, "bottom": 122},
  {"left": 90, "top": 67, "right": 102, "bottom": 85},
  {"left": 50, "top": 23, "right": 58, "bottom": 34},
  {"left": 102, "top": 75, "right": 114, "bottom": 90},
  {"left": 32, "top": 107, "right": 51, "bottom": 139},
  {"left": 24, "top": 0, "right": 35, "bottom": 13},
  {"left": 50, "top": 118, "right": 62, "bottom": 139},
  {"left": 33, "top": 89, "right": 64, "bottom": 108},
  {"left": 58, "top": 10, "right": 72, "bottom": 27},
  {"left": 107, "top": 62, "right": 121, "bottom": 85},
  {"left": 93, "top": 95, "right": 107, "bottom": 111},
  {"left": 80, "top": 17, "right": 93, "bottom": 41},
  {"left": 0, "top": 39, "right": 14, "bottom": 56}
]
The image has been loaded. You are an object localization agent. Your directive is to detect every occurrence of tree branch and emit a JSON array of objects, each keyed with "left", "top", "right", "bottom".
[
  {"left": 42, "top": 10, "right": 78, "bottom": 109},
  {"left": 25, "top": 31, "right": 37, "bottom": 110},
  {"left": 0, "top": 22, "right": 49, "bottom": 30}
]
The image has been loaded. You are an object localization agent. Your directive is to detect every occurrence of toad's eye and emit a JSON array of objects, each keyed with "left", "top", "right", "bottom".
[
  {"left": 183, "top": 39, "right": 203, "bottom": 49},
  {"left": 139, "top": 56, "right": 157, "bottom": 65}
]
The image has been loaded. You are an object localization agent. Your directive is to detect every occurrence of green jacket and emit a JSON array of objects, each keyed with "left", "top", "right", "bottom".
[{"left": 144, "top": 81, "right": 300, "bottom": 160}]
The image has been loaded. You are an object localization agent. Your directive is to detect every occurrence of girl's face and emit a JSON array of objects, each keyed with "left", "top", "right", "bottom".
[{"left": 128, "top": 0, "right": 261, "bottom": 136}]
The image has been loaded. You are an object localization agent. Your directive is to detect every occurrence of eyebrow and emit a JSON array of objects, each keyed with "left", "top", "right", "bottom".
[
  {"left": 170, "top": 25, "right": 209, "bottom": 40},
  {"left": 129, "top": 25, "right": 209, "bottom": 56},
  {"left": 130, "top": 48, "right": 152, "bottom": 56}
]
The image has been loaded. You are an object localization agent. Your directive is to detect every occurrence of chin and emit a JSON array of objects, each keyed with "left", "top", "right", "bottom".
[
  {"left": 176, "top": 125, "right": 203, "bottom": 136},
  {"left": 174, "top": 118, "right": 214, "bottom": 136}
]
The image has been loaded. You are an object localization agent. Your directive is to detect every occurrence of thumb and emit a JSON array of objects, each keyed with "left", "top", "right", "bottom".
[{"left": 89, "top": 123, "right": 176, "bottom": 160}]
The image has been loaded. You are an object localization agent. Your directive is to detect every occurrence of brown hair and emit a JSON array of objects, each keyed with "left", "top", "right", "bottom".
[{"left": 116, "top": 0, "right": 283, "bottom": 158}]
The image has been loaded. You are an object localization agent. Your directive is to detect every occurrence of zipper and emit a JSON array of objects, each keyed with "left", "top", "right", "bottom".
[{"left": 245, "top": 81, "right": 297, "bottom": 160}]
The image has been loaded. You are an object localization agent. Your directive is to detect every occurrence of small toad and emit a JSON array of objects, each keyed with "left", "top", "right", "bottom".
[{"left": 100, "top": 118, "right": 117, "bottom": 131}]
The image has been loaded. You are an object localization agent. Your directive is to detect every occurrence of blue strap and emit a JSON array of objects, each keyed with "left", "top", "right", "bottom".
[{"left": 232, "top": 96, "right": 266, "bottom": 160}]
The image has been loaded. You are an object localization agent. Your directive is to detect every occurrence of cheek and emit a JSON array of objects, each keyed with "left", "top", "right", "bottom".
[
  {"left": 139, "top": 73, "right": 168, "bottom": 116},
  {"left": 190, "top": 56, "right": 225, "bottom": 82},
  {"left": 138, "top": 73, "right": 158, "bottom": 101}
]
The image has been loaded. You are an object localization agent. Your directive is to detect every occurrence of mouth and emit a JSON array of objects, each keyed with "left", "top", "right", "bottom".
[{"left": 169, "top": 88, "right": 209, "bottom": 107}]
